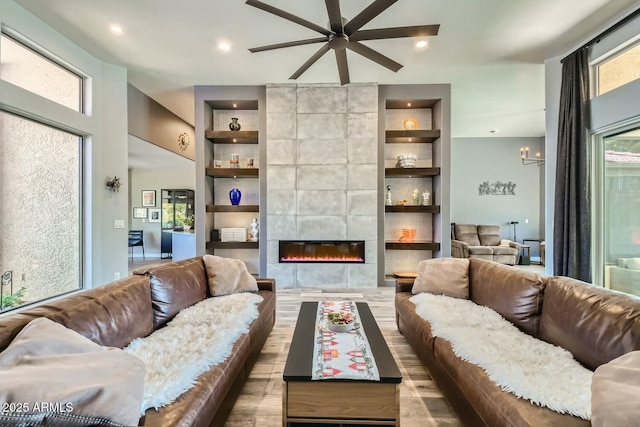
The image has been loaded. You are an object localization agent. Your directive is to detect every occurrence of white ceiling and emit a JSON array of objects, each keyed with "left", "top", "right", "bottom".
[{"left": 14, "top": 0, "right": 640, "bottom": 137}]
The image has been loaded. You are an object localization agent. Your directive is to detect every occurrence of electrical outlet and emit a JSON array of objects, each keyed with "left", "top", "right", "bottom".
[
  {"left": 114, "top": 272, "right": 120, "bottom": 280},
  {"left": 114, "top": 220, "right": 124, "bottom": 229},
  {"left": 525, "top": 218, "right": 529, "bottom": 224}
]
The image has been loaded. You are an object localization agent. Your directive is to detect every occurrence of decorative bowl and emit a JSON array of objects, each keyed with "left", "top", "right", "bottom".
[
  {"left": 397, "top": 154, "right": 417, "bottom": 168},
  {"left": 327, "top": 311, "right": 354, "bottom": 333},
  {"left": 327, "top": 321, "right": 354, "bottom": 333}
]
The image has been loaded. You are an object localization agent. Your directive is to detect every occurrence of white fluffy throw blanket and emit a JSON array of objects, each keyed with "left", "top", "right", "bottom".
[
  {"left": 410, "top": 293, "right": 592, "bottom": 419},
  {"left": 125, "top": 293, "right": 263, "bottom": 412}
]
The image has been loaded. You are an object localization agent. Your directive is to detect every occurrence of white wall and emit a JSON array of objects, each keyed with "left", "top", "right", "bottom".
[
  {"left": 0, "top": 1, "right": 129, "bottom": 287},
  {"left": 129, "top": 167, "right": 196, "bottom": 257},
  {"left": 451, "top": 137, "right": 545, "bottom": 255}
]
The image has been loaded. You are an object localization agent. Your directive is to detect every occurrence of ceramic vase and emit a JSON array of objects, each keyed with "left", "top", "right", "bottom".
[
  {"left": 229, "top": 117, "right": 241, "bottom": 131},
  {"left": 229, "top": 188, "right": 242, "bottom": 205}
]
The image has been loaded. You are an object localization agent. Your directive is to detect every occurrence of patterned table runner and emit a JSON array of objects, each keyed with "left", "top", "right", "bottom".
[{"left": 311, "top": 301, "right": 380, "bottom": 381}]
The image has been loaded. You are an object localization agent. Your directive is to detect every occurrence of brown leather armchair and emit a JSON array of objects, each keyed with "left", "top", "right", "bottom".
[{"left": 451, "top": 224, "right": 520, "bottom": 265}]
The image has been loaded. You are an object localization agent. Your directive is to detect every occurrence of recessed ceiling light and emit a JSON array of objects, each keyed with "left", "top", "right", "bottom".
[
  {"left": 218, "top": 42, "right": 231, "bottom": 51},
  {"left": 407, "top": 102, "right": 411, "bottom": 107},
  {"left": 110, "top": 24, "right": 124, "bottom": 34},
  {"left": 415, "top": 40, "right": 428, "bottom": 48},
  {"left": 232, "top": 103, "right": 237, "bottom": 108}
]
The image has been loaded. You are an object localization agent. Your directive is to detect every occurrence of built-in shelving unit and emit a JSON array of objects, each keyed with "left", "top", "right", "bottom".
[
  {"left": 380, "top": 87, "right": 450, "bottom": 285},
  {"left": 201, "top": 95, "right": 263, "bottom": 274}
]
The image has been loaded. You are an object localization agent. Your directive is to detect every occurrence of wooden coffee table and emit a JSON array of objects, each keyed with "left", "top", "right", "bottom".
[{"left": 282, "top": 302, "right": 402, "bottom": 426}]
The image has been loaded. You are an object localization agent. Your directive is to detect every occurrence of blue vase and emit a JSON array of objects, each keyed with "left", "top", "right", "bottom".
[{"left": 229, "top": 188, "right": 242, "bottom": 205}]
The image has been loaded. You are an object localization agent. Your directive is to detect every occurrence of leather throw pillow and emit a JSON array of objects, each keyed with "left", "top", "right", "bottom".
[
  {"left": 0, "top": 318, "right": 145, "bottom": 426},
  {"left": 203, "top": 254, "right": 258, "bottom": 296},
  {"left": 412, "top": 257, "right": 470, "bottom": 299}
]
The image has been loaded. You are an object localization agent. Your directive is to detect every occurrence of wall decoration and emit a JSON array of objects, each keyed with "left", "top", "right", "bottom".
[
  {"left": 142, "top": 190, "right": 156, "bottom": 207},
  {"left": 178, "top": 133, "right": 190, "bottom": 151},
  {"left": 148, "top": 208, "right": 161, "bottom": 223},
  {"left": 478, "top": 181, "right": 516, "bottom": 196},
  {"left": 106, "top": 176, "right": 121, "bottom": 192},
  {"left": 133, "top": 207, "right": 147, "bottom": 219}
]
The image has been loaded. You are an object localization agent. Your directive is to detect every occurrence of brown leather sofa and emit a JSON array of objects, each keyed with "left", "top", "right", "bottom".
[
  {"left": 0, "top": 257, "right": 276, "bottom": 427},
  {"left": 395, "top": 258, "right": 640, "bottom": 427}
]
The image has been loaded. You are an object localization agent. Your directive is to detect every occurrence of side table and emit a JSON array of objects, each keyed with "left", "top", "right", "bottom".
[{"left": 522, "top": 239, "right": 543, "bottom": 265}]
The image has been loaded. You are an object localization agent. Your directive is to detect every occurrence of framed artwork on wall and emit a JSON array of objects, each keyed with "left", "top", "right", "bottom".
[
  {"left": 142, "top": 190, "right": 156, "bottom": 207},
  {"left": 148, "top": 208, "right": 161, "bottom": 222},
  {"left": 133, "top": 207, "right": 147, "bottom": 219}
]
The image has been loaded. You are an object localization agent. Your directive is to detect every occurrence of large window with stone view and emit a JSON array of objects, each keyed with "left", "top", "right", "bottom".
[
  {"left": 596, "top": 40, "right": 640, "bottom": 96},
  {"left": 0, "top": 31, "right": 85, "bottom": 311}
]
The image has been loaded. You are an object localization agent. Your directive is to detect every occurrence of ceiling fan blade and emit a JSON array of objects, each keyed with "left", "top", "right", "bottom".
[
  {"left": 249, "top": 37, "right": 327, "bottom": 53},
  {"left": 246, "top": 0, "right": 331, "bottom": 36},
  {"left": 344, "top": 0, "right": 398, "bottom": 36},
  {"left": 347, "top": 41, "right": 402, "bottom": 72},
  {"left": 325, "top": 0, "right": 343, "bottom": 33},
  {"left": 335, "top": 49, "right": 350, "bottom": 85},
  {"left": 350, "top": 25, "right": 440, "bottom": 42},
  {"left": 290, "top": 43, "right": 331, "bottom": 80}
]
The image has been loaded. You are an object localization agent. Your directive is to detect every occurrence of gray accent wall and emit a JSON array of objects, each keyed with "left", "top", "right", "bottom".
[
  {"left": 266, "top": 83, "right": 379, "bottom": 288},
  {"left": 451, "top": 137, "right": 545, "bottom": 256},
  {"left": 128, "top": 84, "right": 196, "bottom": 161}
]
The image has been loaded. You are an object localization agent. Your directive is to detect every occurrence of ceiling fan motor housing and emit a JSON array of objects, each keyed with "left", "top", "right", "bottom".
[{"left": 328, "top": 33, "right": 349, "bottom": 50}]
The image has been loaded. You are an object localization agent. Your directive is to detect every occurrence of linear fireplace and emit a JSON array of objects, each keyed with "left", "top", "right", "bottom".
[{"left": 279, "top": 240, "right": 365, "bottom": 263}]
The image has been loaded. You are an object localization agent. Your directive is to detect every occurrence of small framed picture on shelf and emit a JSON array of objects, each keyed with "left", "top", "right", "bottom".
[
  {"left": 148, "top": 208, "right": 161, "bottom": 222},
  {"left": 133, "top": 207, "right": 147, "bottom": 219},
  {"left": 142, "top": 190, "right": 156, "bottom": 207}
]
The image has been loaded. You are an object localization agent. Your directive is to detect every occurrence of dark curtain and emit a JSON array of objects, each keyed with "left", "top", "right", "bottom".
[{"left": 553, "top": 48, "right": 591, "bottom": 281}]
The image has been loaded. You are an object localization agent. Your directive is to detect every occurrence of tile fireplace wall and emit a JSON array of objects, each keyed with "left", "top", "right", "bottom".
[{"left": 266, "top": 83, "right": 378, "bottom": 288}]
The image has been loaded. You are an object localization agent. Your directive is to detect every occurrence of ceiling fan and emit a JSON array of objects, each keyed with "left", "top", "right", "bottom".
[{"left": 246, "top": 0, "right": 439, "bottom": 85}]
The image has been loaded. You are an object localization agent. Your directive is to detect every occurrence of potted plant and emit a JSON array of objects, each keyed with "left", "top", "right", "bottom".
[
  {"left": 183, "top": 214, "right": 195, "bottom": 232},
  {"left": 1, "top": 286, "right": 26, "bottom": 310}
]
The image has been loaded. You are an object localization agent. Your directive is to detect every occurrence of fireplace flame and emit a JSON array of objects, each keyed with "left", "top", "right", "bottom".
[{"left": 280, "top": 255, "right": 364, "bottom": 262}]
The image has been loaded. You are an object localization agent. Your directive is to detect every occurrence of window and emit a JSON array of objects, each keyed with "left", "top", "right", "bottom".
[
  {"left": 0, "top": 112, "right": 83, "bottom": 311},
  {"left": 596, "top": 42, "right": 640, "bottom": 96},
  {"left": 600, "top": 127, "right": 640, "bottom": 297},
  {"left": 0, "top": 33, "right": 83, "bottom": 111},
  {"left": 0, "top": 112, "right": 83, "bottom": 312}
]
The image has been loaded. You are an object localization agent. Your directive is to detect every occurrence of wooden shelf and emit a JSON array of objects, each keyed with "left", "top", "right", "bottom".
[
  {"left": 206, "top": 205, "right": 259, "bottom": 213},
  {"left": 385, "top": 241, "right": 441, "bottom": 251},
  {"left": 385, "top": 205, "right": 440, "bottom": 213},
  {"left": 205, "top": 130, "right": 258, "bottom": 144},
  {"left": 385, "top": 129, "right": 441, "bottom": 143},
  {"left": 385, "top": 167, "right": 440, "bottom": 177},
  {"left": 206, "top": 241, "right": 259, "bottom": 250},
  {"left": 385, "top": 99, "right": 439, "bottom": 109},
  {"left": 206, "top": 167, "right": 259, "bottom": 177}
]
